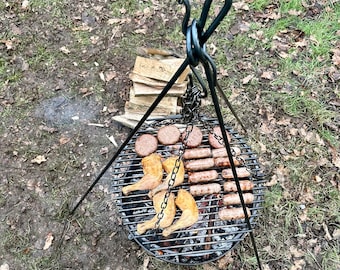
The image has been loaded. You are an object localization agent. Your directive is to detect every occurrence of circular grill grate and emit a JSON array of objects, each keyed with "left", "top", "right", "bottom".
[{"left": 111, "top": 115, "right": 265, "bottom": 265}]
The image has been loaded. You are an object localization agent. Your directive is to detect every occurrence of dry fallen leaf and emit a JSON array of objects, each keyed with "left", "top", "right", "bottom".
[
  {"left": 43, "top": 233, "right": 54, "bottom": 250},
  {"left": 105, "top": 70, "right": 117, "bottom": 82},
  {"left": 331, "top": 48, "right": 340, "bottom": 66},
  {"left": 59, "top": 136, "right": 71, "bottom": 145},
  {"left": 288, "top": 10, "right": 302, "bottom": 16},
  {"left": 261, "top": 71, "right": 274, "bottom": 80},
  {"left": 289, "top": 246, "right": 305, "bottom": 258},
  {"left": 233, "top": 1, "right": 249, "bottom": 11},
  {"left": 31, "top": 155, "right": 47, "bottom": 164},
  {"left": 217, "top": 252, "right": 234, "bottom": 269},
  {"left": 290, "top": 259, "right": 305, "bottom": 270},
  {"left": 242, "top": 74, "right": 254, "bottom": 84}
]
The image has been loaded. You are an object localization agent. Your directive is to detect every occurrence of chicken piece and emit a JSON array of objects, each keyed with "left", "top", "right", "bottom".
[
  {"left": 122, "top": 153, "right": 163, "bottom": 195},
  {"left": 162, "top": 189, "right": 199, "bottom": 237},
  {"left": 148, "top": 156, "right": 184, "bottom": 198},
  {"left": 137, "top": 191, "right": 176, "bottom": 234}
]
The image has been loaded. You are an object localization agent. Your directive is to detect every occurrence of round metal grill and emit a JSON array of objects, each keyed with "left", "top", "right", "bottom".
[{"left": 111, "top": 115, "right": 265, "bottom": 265}]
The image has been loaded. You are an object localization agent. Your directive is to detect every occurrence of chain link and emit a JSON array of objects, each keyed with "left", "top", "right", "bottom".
[
  {"left": 154, "top": 124, "right": 193, "bottom": 229},
  {"left": 182, "top": 85, "right": 202, "bottom": 123}
]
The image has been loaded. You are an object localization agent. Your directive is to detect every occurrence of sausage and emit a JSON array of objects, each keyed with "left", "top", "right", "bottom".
[
  {"left": 135, "top": 134, "right": 158, "bottom": 157},
  {"left": 208, "top": 126, "right": 231, "bottom": 149},
  {"left": 221, "top": 167, "right": 251, "bottom": 179},
  {"left": 222, "top": 193, "right": 254, "bottom": 206},
  {"left": 188, "top": 170, "right": 219, "bottom": 183},
  {"left": 214, "top": 157, "right": 241, "bottom": 167},
  {"left": 181, "top": 126, "right": 203, "bottom": 148},
  {"left": 157, "top": 125, "right": 181, "bottom": 145},
  {"left": 218, "top": 207, "right": 251, "bottom": 221},
  {"left": 185, "top": 158, "right": 215, "bottom": 171},
  {"left": 190, "top": 183, "right": 221, "bottom": 196},
  {"left": 183, "top": 147, "right": 212, "bottom": 160},
  {"left": 212, "top": 147, "right": 241, "bottom": 158},
  {"left": 223, "top": 180, "right": 254, "bottom": 192}
]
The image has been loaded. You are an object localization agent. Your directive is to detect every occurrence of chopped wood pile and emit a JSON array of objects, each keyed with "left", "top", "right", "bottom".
[{"left": 113, "top": 50, "right": 190, "bottom": 128}]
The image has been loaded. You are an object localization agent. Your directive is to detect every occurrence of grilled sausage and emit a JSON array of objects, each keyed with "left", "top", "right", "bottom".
[
  {"left": 214, "top": 157, "right": 241, "bottom": 167},
  {"left": 222, "top": 193, "right": 254, "bottom": 206},
  {"left": 188, "top": 170, "right": 219, "bottom": 183},
  {"left": 212, "top": 147, "right": 241, "bottom": 158},
  {"left": 183, "top": 147, "right": 212, "bottom": 160},
  {"left": 135, "top": 134, "right": 158, "bottom": 157},
  {"left": 218, "top": 207, "right": 251, "bottom": 221},
  {"left": 157, "top": 125, "right": 181, "bottom": 145},
  {"left": 223, "top": 180, "right": 254, "bottom": 192},
  {"left": 190, "top": 183, "right": 221, "bottom": 196},
  {"left": 185, "top": 158, "right": 215, "bottom": 171},
  {"left": 209, "top": 126, "right": 231, "bottom": 149},
  {"left": 181, "top": 125, "right": 203, "bottom": 148},
  {"left": 221, "top": 167, "right": 251, "bottom": 179}
]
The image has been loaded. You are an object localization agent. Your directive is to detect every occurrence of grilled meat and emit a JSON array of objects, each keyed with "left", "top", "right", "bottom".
[
  {"left": 137, "top": 191, "right": 176, "bottom": 234},
  {"left": 148, "top": 156, "right": 184, "bottom": 198},
  {"left": 162, "top": 189, "right": 199, "bottom": 237},
  {"left": 122, "top": 153, "right": 163, "bottom": 195}
]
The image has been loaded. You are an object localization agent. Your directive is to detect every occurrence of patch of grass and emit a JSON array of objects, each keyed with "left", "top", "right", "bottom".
[
  {"left": 0, "top": 58, "right": 22, "bottom": 86},
  {"left": 268, "top": 91, "right": 335, "bottom": 125},
  {"left": 109, "top": 0, "right": 140, "bottom": 17},
  {"left": 278, "top": 0, "right": 304, "bottom": 13},
  {"left": 297, "top": 11, "right": 339, "bottom": 58},
  {"left": 250, "top": 0, "right": 271, "bottom": 11},
  {"left": 320, "top": 243, "right": 340, "bottom": 270},
  {"left": 318, "top": 128, "right": 339, "bottom": 148}
]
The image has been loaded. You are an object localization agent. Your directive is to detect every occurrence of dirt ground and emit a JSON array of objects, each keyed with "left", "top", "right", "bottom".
[{"left": 1, "top": 1, "right": 339, "bottom": 270}]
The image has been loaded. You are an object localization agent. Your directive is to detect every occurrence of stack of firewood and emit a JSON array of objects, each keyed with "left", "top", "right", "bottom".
[{"left": 113, "top": 52, "right": 190, "bottom": 128}]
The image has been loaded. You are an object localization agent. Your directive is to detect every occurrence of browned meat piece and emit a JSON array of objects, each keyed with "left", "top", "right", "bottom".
[
  {"left": 184, "top": 158, "right": 215, "bottom": 171},
  {"left": 218, "top": 207, "right": 251, "bottom": 221},
  {"left": 214, "top": 157, "right": 241, "bottom": 167},
  {"left": 222, "top": 193, "right": 254, "bottom": 206},
  {"left": 208, "top": 126, "right": 231, "bottom": 149},
  {"left": 223, "top": 180, "right": 254, "bottom": 192},
  {"left": 212, "top": 147, "right": 241, "bottom": 158},
  {"left": 148, "top": 156, "right": 184, "bottom": 198},
  {"left": 189, "top": 183, "right": 221, "bottom": 196},
  {"left": 157, "top": 125, "right": 181, "bottom": 145},
  {"left": 162, "top": 189, "right": 199, "bottom": 237},
  {"left": 181, "top": 125, "right": 203, "bottom": 148},
  {"left": 183, "top": 147, "right": 212, "bottom": 160},
  {"left": 135, "top": 134, "right": 158, "bottom": 157},
  {"left": 188, "top": 170, "right": 219, "bottom": 183},
  {"left": 221, "top": 167, "right": 251, "bottom": 179},
  {"left": 137, "top": 191, "right": 176, "bottom": 234},
  {"left": 122, "top": 153, "right": 163, "bottom": 195}
]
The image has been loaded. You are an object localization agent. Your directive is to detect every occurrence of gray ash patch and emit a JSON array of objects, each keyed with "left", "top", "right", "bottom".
[{"left": 34, "top": 95, "right": 101, "bottom": 127}]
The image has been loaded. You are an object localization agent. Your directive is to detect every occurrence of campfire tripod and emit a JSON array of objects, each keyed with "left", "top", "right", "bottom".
[{"left": 70, "top": 0, "right": 262, "bottom": 268}]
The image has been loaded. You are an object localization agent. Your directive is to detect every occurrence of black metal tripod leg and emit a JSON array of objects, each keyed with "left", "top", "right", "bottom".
[
  {"left": 209, "top": 85, "right": 262, "bottom": 270},
  {"left": 70, "top": 58, "right": 190, "bottom": 215}
]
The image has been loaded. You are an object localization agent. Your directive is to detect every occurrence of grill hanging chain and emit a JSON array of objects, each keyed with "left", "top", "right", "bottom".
[
  {"left": 155, "top": 123, "right": 193, "bottom": 229},
  {"left": 155, "top": 74, "right": 203, "bottom": 229}
]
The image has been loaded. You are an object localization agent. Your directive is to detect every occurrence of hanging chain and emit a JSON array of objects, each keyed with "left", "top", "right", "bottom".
[
  {"left": 181, "top": 76, "right": 202, "bottom": 123},
  {"left": 154, "top": 124, "right": 193, "bottom": 229}
]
